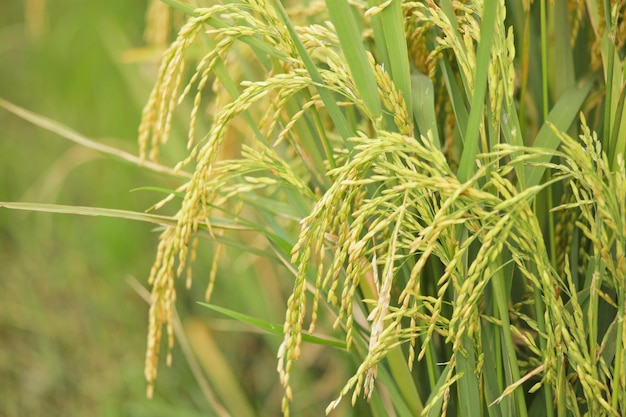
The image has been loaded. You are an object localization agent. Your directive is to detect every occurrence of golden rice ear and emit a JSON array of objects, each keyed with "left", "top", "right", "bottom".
[
  {"left": 144, "top": 0, "right": 172, "bottom": 48},
  {"left": 136, "top": 0, "right": 625, "bottom": 416}
]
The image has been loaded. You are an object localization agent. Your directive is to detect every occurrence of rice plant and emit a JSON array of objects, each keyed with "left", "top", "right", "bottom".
[{"left": 2, "top": 0, "right": 625, "bottom": 416}]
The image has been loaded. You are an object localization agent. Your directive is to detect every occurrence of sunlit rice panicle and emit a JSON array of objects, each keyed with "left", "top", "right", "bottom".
[
  {"left": 139, "top": 6, "right": 232, "bottom": 161},
  {"left": 371, "top": 53, "right": 413, "bottom": 135},
  {"left": 136, "top": 1, "right": 626, "bottom": 415},
  {"left": 139, "top": 0, "right": 312, "bottom": 399},
  {"left": 137, "top": 0, "right": 372, "bottom": 407},
  {"left": 285, "top": 129, "right": 551, "bottom": 411},
  {"left": 552, "top": 116, "right": 626, "bottom": 289},
  {"left": 144, "top": 0, "right": 172, "bottom": 48}
]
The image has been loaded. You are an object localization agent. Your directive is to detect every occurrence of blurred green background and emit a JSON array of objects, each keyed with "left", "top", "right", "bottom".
[
  {"left": 0, "top": 2, "right": 350, "bottom": 416},
  {"left": 0, "top": 1, "right": 208, "bottom": 415}
]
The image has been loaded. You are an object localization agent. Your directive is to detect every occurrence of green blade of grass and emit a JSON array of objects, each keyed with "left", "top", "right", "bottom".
[
  {"left": 282, "top": 91, "right": 335, "bottom": 172},
  {"left": 539, "top": 0, "right": 549, "bottom": 120},
  {"left": 376, "top": 0, "right": 413, "bottom": 118},
  {"left": 439, "top": 57, "right": 469, "bottom": 144},
  {"left": 610, "top": 279, "right": 625, "bottom": 410},
  {"left": 424, "top": 363, "right": 453, "bottom": 417},
  {"left": 524, "top": 78, "right": 593, "bottom": 189},
  {"left": 456, "top": 335, "right": 482, "bottom": 417},
  {"left": 610, "top": 81, "right": 626, "bottom": 169},
  {"left": 601, "top": 0, "right": 616, "bottom": 162},
  {"left": 184, "top": 319, "right": 258, "bottom": 417},
  {"left": 239, "top": 193, "right": 302, "bottom": 222},
  {"left": 0, "top": 202, "right": 183, "bottom": 228},
  {"left": 0, "top": 202, "right": 258, "bottom": 234},
  {"left": 256, "top": 211, "right": 298, "bottom": 256},
  {"left": 374, "top": 358, "right": 418, "bottom": 416},
  {"left": 550, "top": 0, "right": 576, "bottom": 99},
  {"left": 197, "top": 302, "right": 347, "bottom": 349},
  {"left": 457, "top": 0, "right": 498, "bottom": 182},
  {"left": 200, "top": 202, "right": 296, "bottom": 256},
  {"left": 0, "top": 98, "right": 189, "bottom": 178},
  {"left": 411, "top": 71, "right": 440, "bottom": 147},
  {"left": 325, "top": 0, "right": 381, "bottom": 119},
  {"left": 439, "top": 0, "right": 473, "bottom": 100},
  {"left": 210, "top": 234, "right": 281, "bottom": 261},
  {"left": 160, "top": 0, "right": 195, "bottom": 16},
  {"left": 365, "top": 1, "right": 390, "bottom": 69},
  {"left": 452, "top": 4, "right": 500, "bottom": 416},
  {"left": 367, "top": 389, "right": 394, "bottom": 417},
  {"left": 482, "top": 318, "right": 511, "bottom": 417},
  {"left": 492, "top": 263, "right": 529, "bottom": 417},
  {"left": 385, "top": 346, "right": 424, "bottom": 414}
]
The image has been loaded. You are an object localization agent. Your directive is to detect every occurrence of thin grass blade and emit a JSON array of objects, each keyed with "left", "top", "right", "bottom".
[
  {"left": 325, "top": 0, "right": 382, "bottom": 118},
  {"left": 457, "top": 0, "right": 498, "bottom": 182},
  {"left": 0, "top": 98, "right": 188, "bottom": 178},
  {"left": 411, "top": 71, "right": 440, "bottom": 146},
  {"left": 524, "top": 78, "right": 593, "bottom": 189},
  {"left": 0, "top": 202, "right": 188, "bottom": 228},
  {"left": 198, "top": 302, "right": 347, "bottom": 349},
  {"left": 377, "top": 0, "right": 413, "bottom": 118}
]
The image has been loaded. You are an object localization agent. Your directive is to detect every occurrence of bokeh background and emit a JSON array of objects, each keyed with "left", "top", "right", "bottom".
[{"left": 0, "top": 1, "right": 208, "bottom": 415}]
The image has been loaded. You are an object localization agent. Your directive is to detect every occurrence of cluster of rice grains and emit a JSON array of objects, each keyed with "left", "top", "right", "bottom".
[{"left": 138, "top": 0, "right": 625, "bottom": 415}]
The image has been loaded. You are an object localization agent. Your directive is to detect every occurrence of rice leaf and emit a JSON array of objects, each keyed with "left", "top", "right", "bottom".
[
  {"left": 0, "top": 202, "right": 185, "bottom": 228},
  {"left": 457, "top": 0, "right": 498, "bottom": 182},
  {"left": 411, "top": 71, "right": 440, "bottom": 146},
  {"left": 0, "top": 98, "right": 188, "bottom": 178},
  {"left": 524, "top": 78, "right": 593, "bottom": 189},
  {"left": 198, "top": 302, "right": 346, "bottom": 349},
  {"left": 377, "top": 0, "right": 413, "bottom": 118},
  {"left": 325, "top": 0, "right": 382, "bottom": 118}
]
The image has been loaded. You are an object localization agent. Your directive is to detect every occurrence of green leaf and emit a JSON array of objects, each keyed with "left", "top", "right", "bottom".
[
  {"left": 457, "top": 0, "right": 498, "bottom": 182},
  {"left": 412, "top": 71, "right": 440, "bottom": 146},
  {"left": 325, "top": 0, "right": 382, "bottom": 119},
  {"left": 0, "top": 202, "right": 174, "bottom": 226},
  {"left": 159, "top": 0, "right": 196, "bottom": 16},
  {"left": 424, "top": 363, "right": 452, "bottom": 417},
  {"left": 385, "top": 346, "right": 424, "bottom": 413},
  {"left": 550, "top": 0, "right": 576, "bottom": 99},
  {"left": 377, "top": 0, "right": 413, "bottom": 118},
  {"left": 197, "top": 302, "right": 347, "bottom": 349},
  {"left": 0, "top": 202, "right": 251, "bottom": 231},
  {"left": 374, "top": 360, "right": 418, "bottom": 417},
  {"left": 456, "top": 335, "right": 482, "bottom": 417},
  {"left": 439, "top": 58, "right": 469, "bottom": 144},
  {"left": 131, "top": 186, "right": 185, "bottom": 198},
  {"left": 0, "top": 98, "right": 188, "bottom": 178},
  {"left": 524, "top": 78, "right": 593, "bottom": 189},
  {"left": 610, "top": 81, "right": 626, "bottom": 169}
]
